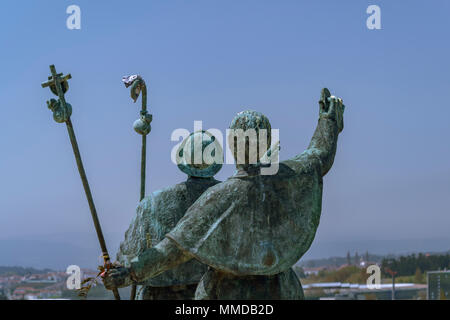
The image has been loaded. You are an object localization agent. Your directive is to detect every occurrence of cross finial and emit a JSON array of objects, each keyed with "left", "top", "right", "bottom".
[
  {"left": 41, "top": 65, "right": 73, "bottom": 123},
  {"left": 41, "top": 65, "right": 72, "bottom": 99}
]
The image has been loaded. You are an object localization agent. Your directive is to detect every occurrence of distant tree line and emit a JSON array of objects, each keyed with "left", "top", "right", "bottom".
[
  {"left": 0, "top": 266, "right": 53, "bottom": 276},
  {"left": 302, "top": 252, "right": 385, "bottom": 268},
  {"left": 381, "top": 253, "right": 449, "bottom": 277}
]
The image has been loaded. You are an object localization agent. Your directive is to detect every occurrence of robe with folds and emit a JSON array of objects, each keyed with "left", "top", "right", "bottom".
[
  {"left": 129, "top": 113, "right": 340, "bottom": 300},
  {"left": 166, "top": 153, "right": 323, "bottom": 299},
  {"left": 117, "top": 177, "right": 220, "bottom": 298},
  {"left": 167, "top": 158, "right": 323, "bottom": 277},
  {"left": 165, "top": 114, "right": 339, "bottom": 299}
]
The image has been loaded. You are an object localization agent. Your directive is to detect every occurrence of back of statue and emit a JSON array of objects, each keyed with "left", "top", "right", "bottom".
[{"left": 117, "top": 131, "right": 222, "bottom": 299}]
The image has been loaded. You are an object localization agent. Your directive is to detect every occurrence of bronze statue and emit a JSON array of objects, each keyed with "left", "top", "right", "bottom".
[
  {"left": 103, "top": 88, "right": 345, "bottom": 300},
  {"left": 116, "top": 131, "right": 223, "bottom": 299}
]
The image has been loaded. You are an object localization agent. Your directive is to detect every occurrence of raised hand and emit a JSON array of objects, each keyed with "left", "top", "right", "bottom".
[{"left": 319, "top": 88, "right": 345, "bottom": 133}]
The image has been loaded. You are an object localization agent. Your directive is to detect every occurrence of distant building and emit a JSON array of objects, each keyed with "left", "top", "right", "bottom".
[
  {"left": 304, "top": 282, "right": 426, "bottom": 300},
  {"left": 11, "top": 286, "right": 62, "bottom": 300},
  {"left": 24, "top": 273, "right": 60, "bottom": 284},
  {"left": 24, "top": 293, "right": 40, "bottom": 300},
  {"left": 359, "top": 261, "right": 378, "bottom": 268},
  {"left": 303, "top": 267, "right": 327, "bottom": 276},
  {"left": 427, "top": 270, "right": 450, "bottom": 300},
  {"left": 12, "top": 287, "right": 39, "bottom": 300}
]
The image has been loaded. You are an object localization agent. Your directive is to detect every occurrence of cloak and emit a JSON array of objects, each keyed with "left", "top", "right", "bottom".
[
  {"left": 117, "top": 177, "right": 219, "bottom": 287},
  {"left": 195, "top": 267, "right": 304, "bottom": 300},
  {"left": 167, "top": 153, "right": 324, "bottom": 276}
]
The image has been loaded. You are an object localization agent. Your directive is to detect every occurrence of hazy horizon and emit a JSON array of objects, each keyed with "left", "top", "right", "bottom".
[
  {"left": 0, "top": 231, "right": 449, "bottom": 270},
  {"left": 0, "top": 1, "right": 449, "bottom": 269}
]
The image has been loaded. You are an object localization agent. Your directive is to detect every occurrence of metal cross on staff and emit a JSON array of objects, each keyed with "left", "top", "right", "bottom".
[
  {"left": 122, "top": 75, "right": 152, "bottom": 300},
  {"left": 41, "top": 65, "right": 121, "bottom": 300}
]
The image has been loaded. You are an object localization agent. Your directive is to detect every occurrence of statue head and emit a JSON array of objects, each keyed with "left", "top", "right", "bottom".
[
  {"left": 176, "top": 130, "right": 223, "bottom": 178},
  {"left": 228, "top": 110, "right": 272, "bottom": 171}
]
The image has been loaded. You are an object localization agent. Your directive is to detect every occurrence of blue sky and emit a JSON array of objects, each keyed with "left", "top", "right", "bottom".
[{"left": 0, "top": 1, "right": 449, "bottom": 264}]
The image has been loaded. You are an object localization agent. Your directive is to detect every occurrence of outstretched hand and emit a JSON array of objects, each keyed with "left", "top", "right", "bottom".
[
  {"left": 319, "top": 88, "right": 345, "bottom": 133},
  {"left": 101, "top": 263, "right": 135, "bottom": 290}
]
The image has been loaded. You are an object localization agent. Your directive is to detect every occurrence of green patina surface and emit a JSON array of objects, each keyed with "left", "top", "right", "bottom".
[
  {"left": 117, "top": 177, "right": 220, "bottom": 293},
  {"left": 117, "top": 131, "right": 223, "bottom": 299},
  {"left": 106, "top": 88, "right": 345, "bottom": 300}
]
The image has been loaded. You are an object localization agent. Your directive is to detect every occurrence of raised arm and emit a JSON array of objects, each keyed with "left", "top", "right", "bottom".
[{"left": 291, "top": 88, "right": 345, "bottom": 177}]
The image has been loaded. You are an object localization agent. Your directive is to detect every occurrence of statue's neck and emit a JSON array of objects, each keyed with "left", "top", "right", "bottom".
[{"left": 187, "top": 176, "right": 215, "bottom": 181}]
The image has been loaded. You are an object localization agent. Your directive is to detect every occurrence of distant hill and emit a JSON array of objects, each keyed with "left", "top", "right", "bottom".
[
  {"left": 298, "top": 253, "right": 386, "bottom": 268},
  {"left": 0, "top": 266, "right": 54, "bottom": 276},
  {"left": 302, "top": 237, "right": 450, "bottom": 261},
  {"left": 0, "top": 232, "right": 124, "bottom": 270},
  {"left": 299, "top": 250, "right": 450, "bottom": 268}
]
